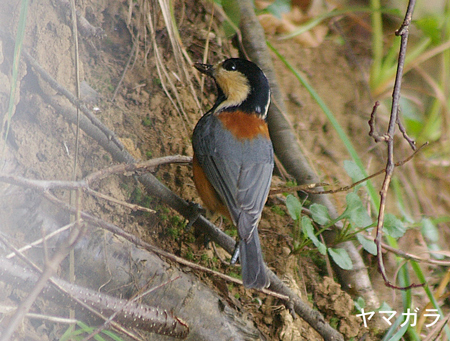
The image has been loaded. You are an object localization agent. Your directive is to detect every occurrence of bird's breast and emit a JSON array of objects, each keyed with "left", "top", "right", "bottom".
[{"left": 216, "top": 110, "right": 270, "bottom": 140}]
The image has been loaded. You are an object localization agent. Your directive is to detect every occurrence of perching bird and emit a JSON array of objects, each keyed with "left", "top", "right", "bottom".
[{"left": 192, "top": 58, "right": 273, "bottom": 289}]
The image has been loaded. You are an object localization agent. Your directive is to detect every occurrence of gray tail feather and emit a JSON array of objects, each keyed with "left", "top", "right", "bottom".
[{"left": 239, "top": 229, "right": 269, "bottom": 289}]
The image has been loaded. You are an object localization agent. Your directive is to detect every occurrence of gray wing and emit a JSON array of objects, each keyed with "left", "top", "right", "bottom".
[{"left": 193, "top": 114, "right": 273, "bottom": 240}]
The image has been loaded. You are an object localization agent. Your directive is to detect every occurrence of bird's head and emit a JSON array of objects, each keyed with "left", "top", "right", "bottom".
[{"left": 195, "top": 58, "right": 271, "bottom": 119}]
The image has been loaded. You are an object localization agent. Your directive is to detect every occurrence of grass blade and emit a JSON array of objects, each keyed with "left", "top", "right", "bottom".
[
  {"left": 267, "top": 40, "right": 380, "bottom": 209},
  {"left": 1, "top": 0, "right": 29, "bottom": 161}
]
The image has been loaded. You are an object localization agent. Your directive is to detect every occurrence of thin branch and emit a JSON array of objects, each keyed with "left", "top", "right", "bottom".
[
  {"left": 0, "top": 174, "right": 289, "bottom": 301},
  {"left": 0, "top": 28, "right": 125, "bottom": 152},
  {"left": 0, "top": 200, "right": 86, "bottom": 341},
  {"left": 59, "top": 0, "right": 105, "bottom": 38},
  {"left": 6, "top": 222, "right": 76, "bottom": 259},
  {"left": 396, "top": 115, "right": 417, "bottom": 150},
  {"left": 0, "top": 306, "right": 78, "bottom": 324},
  {"left": 370, "top": 0, "right": 423, "bottom": 290},
  {"left": 84, "top": 155, "right": 192, "bottom": 185},
  {"left": 0, "top": 155, "right": 191, "bottom": 214},
  {"left": 363, "top": 235, "right": 450, "bottom": 266},
  {"left": 269, "top": 182, "right": 329, "bottom": 195},
  {"left": 85, "top": 187, "right": 156, "bottom": 213},
  {"left": 111, "top": 41, "right": 136, "bottom": 102},
  {"left": 0, "top": 239, "right": 143, "bottom": 340},
  {"left": 368, "top": 101, "right": 388, "bottom": 142},
  {"left": 270, "top": 142, "right": 428, "bottom": 196},
  {"left": 0, "top": 174, "right": 86, "bottom": 190}
]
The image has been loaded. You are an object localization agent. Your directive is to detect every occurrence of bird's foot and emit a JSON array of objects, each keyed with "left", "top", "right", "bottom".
[
  {"left": 230, "top": 242, "right": 240, "bottom": 265},
  {"left": 185, "top": 201, "right": 206, "bottom": 230}
]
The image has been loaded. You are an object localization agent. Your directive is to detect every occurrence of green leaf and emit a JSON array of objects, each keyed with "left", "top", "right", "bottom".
[
  {"left": 428, "top": 243, "right": 444, "bottom": 260},
  {"left": 415, "top": 16, "right": 442, "bottom": 45},
  {"left": 377, "top": 301, "right": 392, "bottom": 312},
  {"left": 266, "top": 0, "right": 291, "bottom": 19},
  {"left": 310, "top": 203, "right": 331, "bottom": 225},
  {"left": 356, "top": 233, "right": 377, "bottom": 255},
  {"left": 221, "top": 0, "right": 240, "bottom": 38},
  {"left": 328, "top": 248, "right": 353, "bottom": 270},
  {"left": 420, "top": 217, "right": 439, "bottom": 242},
  {"left": 286, "top": 194, "right": 302, "bottom": 221},
  {"left": 342, "top": 192, "right": 372, "bottom": 227},
  {"left": 100, "top": 330, "right": 124, "bottom": 341},
  {"left": 401, "top": 97, "right": 424, "bottom": 136},
  {"left": 383, "top": 214, "right": 406, "bottom": 238},
  {"left": 302, "top": 216, "right": 327, "bottom": 255},
  {"left": 354, "top": 296, "right": 366, "bottom": 311},
  {"left": 343, "top": 160, "right": 366, "bottom": 184}
]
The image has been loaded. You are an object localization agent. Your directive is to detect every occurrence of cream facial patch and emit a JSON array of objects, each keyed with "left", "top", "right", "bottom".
[{"left": 213, "top": 66, "right": 251, "bottom": 113}]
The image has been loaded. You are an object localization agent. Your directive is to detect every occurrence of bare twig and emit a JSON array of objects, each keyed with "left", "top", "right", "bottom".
[
  {"left": 0, "top": 236, "right": 143, "bottom": 340},
  {"left": 368, "top": 101, "right": 388, "bottom": 142},
  {"left": 0, "top": 305, "right": 78, "bottom": 324},
  {"left": 111, "top": 41, "right": 136, "bottom": 102},
  {"left": 363, "top": 235, "right": 450, "bottom": 266},
  {"left": 0, "top": 173, "right": 289, "bottom": 301},
  {"left": 85, "top": 187, "right": 156, "bottom": 213},
  {"left": 0, "top": 32, "right": 125, "bottom": 151},
  {"left": 59, "top": 0, "right": 105, "bottom": 38},
  {"left": 270, "top": 142, "right": 427, "bottom": 196},
  {"left": 69, "top": 0, "right": 81, "bottom": 181},
  {"left": 269, "top": 182, "right": 329, "bottom": 195},
  {"left": 370, "top": 0, "right": 423, "bottom": 290},
  {"left": 0, "top": 174, "right": 85, "bottom": 190},
  {"left": 0, "top": 155, "right": 191, "bottom": 214},
  {"left": 84, "top": 155, "right": 192, "bottom": 185},
  {"left": 6, "top": 222, "right": 76, "bottom": 259},
  {"left": 396, "top": 115, "right": 417, "bottom": 150},
  {"left": 0, "top": 190, "right": 86, "bottom": 341}
]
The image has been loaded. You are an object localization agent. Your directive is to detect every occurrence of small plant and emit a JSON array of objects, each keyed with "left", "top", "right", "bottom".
[
  {"left": 270, "top": 204, "right": 286, "bottom": 217},
  {"left": 201, "top": 253, "right": 209, "bottom": 262},
  {"left": 284, "top": 158, "right": 411, "bottom": 271},
  {"left": 228, "top": 270, "right": 241, "bottom": 280},
  {"left": 60, "top": 321, "right": 124, "bottom": 341},
  {"left": 286, "top": 192, "right": 360, "bottom": 270},
  {"left": 225, "top": 227, "right": 238, "bottom": 238},
  {"left": 130, "top": 187, "right": 143, "bottom": 203},
  {"left": 167, "top": 226, "right": 180, "bottom": 240},
  {"left": 185, "top": 249, "right": 194, "bottom": 261},
  {"left": 142, "top": 116, "right": 152, "bottom": 127}
]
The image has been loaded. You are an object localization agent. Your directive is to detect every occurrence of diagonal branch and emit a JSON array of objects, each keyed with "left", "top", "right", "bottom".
[
  {"left": 0, "top": 189, "right": 85, "bottom": 341},
  {"left": 371, "top": 0, "right": 424, "bottom": 290}
]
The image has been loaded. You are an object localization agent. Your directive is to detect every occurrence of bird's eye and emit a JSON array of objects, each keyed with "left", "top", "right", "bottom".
[{"left": 223, "top": 60, "right": 237, "bottom": 71}]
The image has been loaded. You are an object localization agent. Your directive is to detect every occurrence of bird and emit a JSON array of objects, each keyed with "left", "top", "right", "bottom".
[{"left": 192, "top": 58, "right": 273, "bottom": 289}]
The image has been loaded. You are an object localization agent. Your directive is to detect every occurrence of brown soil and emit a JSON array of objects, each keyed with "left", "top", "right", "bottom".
[{"left": 0, "top": 0, "right": 449, "bottom": 340}]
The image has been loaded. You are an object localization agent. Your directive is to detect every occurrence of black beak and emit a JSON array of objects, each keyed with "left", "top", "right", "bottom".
[{"left": 194, "top": 63, "right": 214, "bottom": 77}]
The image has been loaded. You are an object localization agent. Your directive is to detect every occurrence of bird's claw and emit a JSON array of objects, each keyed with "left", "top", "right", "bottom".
[
  {"left": 230, "top": 242, "right": 240, "bottom": 265},
  {"left": 185, "top": 202, "right": 206, "bottom": 230}
]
